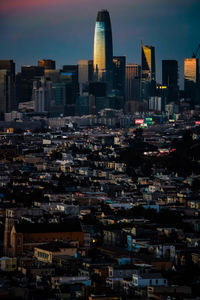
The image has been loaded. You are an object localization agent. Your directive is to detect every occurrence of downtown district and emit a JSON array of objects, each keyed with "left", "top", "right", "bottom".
[{"left": 0, "top": 9, "right": 200, "bottom": 300}]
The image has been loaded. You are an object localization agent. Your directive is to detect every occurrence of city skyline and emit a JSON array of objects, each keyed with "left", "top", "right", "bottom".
[{"left": 1, "top": 0, "right": 200, "bottom": 87}]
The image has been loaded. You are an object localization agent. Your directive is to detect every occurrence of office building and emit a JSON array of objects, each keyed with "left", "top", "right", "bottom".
[
  {"left": 184, "top": 58, "right": 199, "bottom": 106},
  {"left": 78, "top": 60, "right": 93, "bottom": 94},
  {"left": 113, "top": 56, "right": 126, "bottom": 99},
  {"left": 44, "top": 69, "right": 60, "bottom": 83},
  {"left": 76, "top": 95, "right": 90, "bottom": 116},
  {"left": 93, "top": 10, "right": 113, "bottom": 90},
  {"left": 17, "top": 66, "right": 44, "bottom": 103},
  {"left": 162, "top": 60, "right": 178, "bottom": 102},
  {"left": 60, "top": 72, "right": 77, "bottom": 116},
  {"left": 89, "top": 82, "right": 106, "bottom": 97},
  {"left": 149, "top": 96, "right": 163, "bottom": 112},
  {"left": 141, "top": 45, "right": 156, "bottom": 101},
  {"left": 126, "top": 64, "right": 141, "bottom": 101},
  {"left": 0, "top": 60, "right": 15, "bottom": 80},
  {"left": 32, "top": 78, "right": 52, "bottom": 113},
  {"left": 38, "top": 59, "right": 56, "bottom": 70},
  {"left": 62, "top": 65, "right": 79, "bottom": 98},
  {"left": 0, "top": 60, "right": 16, "bottom": 114},
  {"left": 78, "top": 60, "right": 93, "bottom": 84},
  {"left": 0, "top": 70, "right": 15, "bottom": 117}
]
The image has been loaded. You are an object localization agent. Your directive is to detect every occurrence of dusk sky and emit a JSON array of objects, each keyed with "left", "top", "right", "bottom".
[{"left": 1, "top": 0, "right": 200, "bottom": 87}]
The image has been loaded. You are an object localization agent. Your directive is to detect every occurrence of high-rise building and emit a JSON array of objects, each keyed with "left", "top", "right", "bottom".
[
  {"left": 184, "top": 58, "right": 199, "bottom": 106},
  {"left": 32, "top": 78, "right": 52, "bottom": 113},
  {"left": 0, "top": 60, "right": 15, "bottom": 80},
  {"left": 51, "top": 82, "right": 66, "bottom": 116},
  {"left": 142, "top": 45, "right": 155, "bottom": 80},
  {"left": 78, "top": 60, "right": 93, "bottom": 94},
  {"left": 62, "top": 65, "right": 79, "bottom": 97},
  {"left": 89, "top": 82, "right": 106, "bottom": 97},
  {"left": 0, "top": 70, "right": 15, "bottom": 118},
  {"left": 162, "top": 60, "right": 178, "bottom": 102},
  {"left": 78, "top": 60, "right": 93, "bottom": 84},
  {"left": 149, "top": 96, "right": 163, "bottom": 112},
  {"left": 0, "top": 60, "right": 16, "bottom": 114},
  {"left": 141, "top": 45, "right": 156, "bottom": 101},
  {"left": 113, "top": 56, "right": 126, "bottom": 99},
  {"left": 125, "top": 64, "right": 141, "bottom": 101},
  {"left": 162, "top": 60, "right": 178, "bottom": 87},
  {"left": 93, "top": 9, "right": 113, "bottom": 90},
  {"left": 44, "top": 69, "right": 60, "bottom": 83},
  {"left": 17, "top": 66, "right": 44, "bottom": 103},
  {"left": 38, "top": 59, "right": 56, "bottom": 70},
  {"left": 60, "top": 72, "right": 77, "bottom": 116}
]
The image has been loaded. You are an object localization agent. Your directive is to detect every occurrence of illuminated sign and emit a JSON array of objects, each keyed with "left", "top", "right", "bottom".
[
  {"left": 135, "top": 119, "right": 144, "bottom": 124},
  {"left": 61, "top": 73, "right": 72, "bottom": 76},
  {"left": 195, "top": 121, "right": 200, "bottom": 125},
  {"left": 157, "top": 85, "right": 167, "bottom": 89}
]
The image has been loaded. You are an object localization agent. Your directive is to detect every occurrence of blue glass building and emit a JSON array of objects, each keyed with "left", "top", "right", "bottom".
[{"left": 93, "top": 10, "right": 113, "bottom": 90}]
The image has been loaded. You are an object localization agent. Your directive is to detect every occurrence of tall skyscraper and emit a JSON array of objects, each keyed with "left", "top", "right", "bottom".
[
  {"left": 0, "top": 60, "right": 16, "bottom": 115},
  {"left": 184, "top": 58, "right": 199, "bottom": 106},
  {"left": 93, "top": 9, "right": 113, "bottom": 90},
  {"left": 38, "top": 59, "right": 56, "bottom": 70},
  {"left": 62, "top": 65, "right": 79, "bottom": 99},
  {"left": 60, "top": 72, "right": 77, "bottom": 116},
  {"left": 162, "top": 60, "right": 178, "bottom": 102},
  {"left": 125, "top": 64, "right": 141, "bottom": 101},
  {"left": 141, "top": 45, "right": 156, "bottom": 101},
  {"left": 0, "top": 70, "right": 15, "bottom": 117},
  {"left": 113, "top": 56, "right": 126, "bottom": 98}
]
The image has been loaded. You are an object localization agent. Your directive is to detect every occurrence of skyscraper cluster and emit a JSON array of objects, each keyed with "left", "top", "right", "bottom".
[{"left": 0, "top": 9, "right": 199, "bottom": 120}]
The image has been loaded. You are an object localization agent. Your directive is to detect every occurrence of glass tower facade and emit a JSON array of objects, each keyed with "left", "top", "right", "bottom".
[
  {"left": 184, "top": 58, "right": 199, "bottom": 106},
  {"left": 113, "top": 56, "right": 126, "bottom": 98},
  {"left": 141, "top": 45, "right": 156, "bottom": 101},
  {"left": 93, "top": 10, "right": 113, "bottom": 90},
  {"left": 126, "top": 64, "right": 141, "bottom": 101}
]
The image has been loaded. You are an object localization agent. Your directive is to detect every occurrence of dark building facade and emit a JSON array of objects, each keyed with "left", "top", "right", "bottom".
[
  {"left": 93, "top": 10, "right": 113, "bottom": 91},
  {"left": 0, "top": 60, "right": 16, "bottom": 116},
  {"left": 0, "top": 60, "right": 15, "bottom": 80},
  {"left": 17, "top": 66, "right": 44, "bottom": 103},
  {"left": 162, "top": 60, "right": 178, "bottom": 102},
  {"left": 113, "top": 56, "right": 126, "bottom": 99},
  {"left": 60, "top": 72, "right": 77, "bottom": 116},
  {"left": 89, "top": 82, "right": 106, "bottom": 98},
  {"left": 125, "top": 64, "right": 141, "bottom": 102},
  {"left": 141, "top": 45, "right": 156, "bottom": 102}
]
